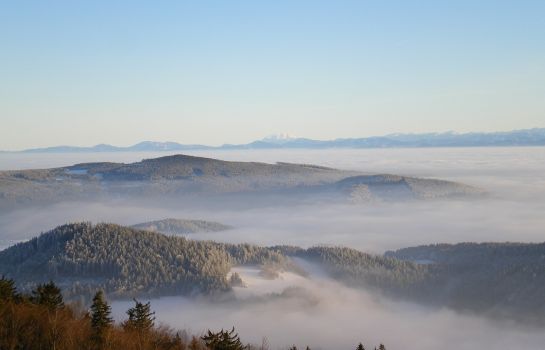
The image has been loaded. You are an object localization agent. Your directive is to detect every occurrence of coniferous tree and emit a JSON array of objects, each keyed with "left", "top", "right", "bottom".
[
  {"left": 31, "top": 281, "right": 64, "bottom": 309},
  {"left": 0, "top": 276, "right": 18, "bottom": 302},
  {"left": 90, "top": 290, "right": 113, "bottom": 345},
  {"left": 202, "top": 327, "right": 245, "bottom": 350},
  {"left": 378, "top": 344, "right": 386, "bottom": 350},
  {"left": 124, "top": 298, "right": 155, "bottom": 332},
  {"left": 356, "top": 343, "right": 365, "bottom": 350}
]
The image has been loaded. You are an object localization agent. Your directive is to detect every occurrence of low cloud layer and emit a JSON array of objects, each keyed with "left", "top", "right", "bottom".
[
  {"left": 2, "top": 193, "right": 544, "bottom": 254},
  {"left": 111, "top": 262, "right": 545, "bottom": 350},
  {"left": 1, "top": 147, "right": 545, "bottom": 348},
  {"left": 1, "top": 148, "right": 544, "bottom": 250}
]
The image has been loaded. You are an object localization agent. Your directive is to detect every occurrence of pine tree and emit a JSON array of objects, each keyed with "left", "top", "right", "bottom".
[
  {"left": 31, "top": 281, "right": 64, "bottom": 309},
  {"left": 378, "top": 344, "right": 386, "bottom": 350},
  {"left": 356, "top": 343, "right": 365, "bottom": 350},
  {"left": 124, "top": 298, "right": 155, "bottom": 332},
  {"left": 90, "top": 290, "right": 113, "bottom": 344}
]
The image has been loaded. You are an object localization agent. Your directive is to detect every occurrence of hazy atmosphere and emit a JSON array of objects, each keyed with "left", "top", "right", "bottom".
[
  {"left": 2, "top": 0, "right": 545, "bottom": 150},
  {"left": 2, "top": 147, "right": 544, "bottom": 250},
  {"left": 1, "top": 1, "right": 544, "bottom": 349},
  {"left": 2, "top": 147, "right": 545, "bottom": 349}
]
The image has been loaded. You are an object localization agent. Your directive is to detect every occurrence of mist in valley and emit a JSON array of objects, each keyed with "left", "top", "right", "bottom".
[
  {"left": 110, "top": 261, "right": 545, "bottom": 350},
  {"left": 1, "top": 147, "right": 545, "bottom": 348}
]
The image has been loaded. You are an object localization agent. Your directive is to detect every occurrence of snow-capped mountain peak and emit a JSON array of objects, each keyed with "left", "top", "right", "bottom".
[{"left": 261, "top": 133, "right": 298, "bottom": 144}]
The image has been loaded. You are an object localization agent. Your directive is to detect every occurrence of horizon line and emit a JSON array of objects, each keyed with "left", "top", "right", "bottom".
[{"left": 2, "top": 126, "right": 545, "bottom": 153}]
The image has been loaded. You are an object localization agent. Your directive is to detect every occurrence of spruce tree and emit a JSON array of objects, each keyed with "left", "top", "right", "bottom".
[
  {"left": 124, "top": 298, "right": 155, "bottom": 332},
  {"left": 0, "top": 276, "right": 18, "bottom": 302},
  {"left": 378, "top": 344, "right": 386, "bottom": 350},
  {"left": 356, "top": 343, "right": 365, "bottom": 350},
  {"left": 90, "top": 290, "right": 113, "bottom": 343},
  {"left": 31, "top": 281, "right": 64, "bottom": 309}
]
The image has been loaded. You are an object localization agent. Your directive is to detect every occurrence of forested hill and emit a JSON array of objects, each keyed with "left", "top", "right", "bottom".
[
  {"left": 386, "top": 242, "right": 545, "bottom": 265},
  {"left": 0, "top": 154, "right": 483, "bottom": 212},
  {"left": 385, "top": 242, "right": 545, "bottom": 322},
  {"left": 2, "top": 154, "right": 344, "bottom": 182},
  {"left": 0, "top": 223, "right": 422, "bottom": 301},
  {"left": 0, "top": 223, "right": 290, "bottom": 300},
  {"left": 3, "top": 223, "right": 545, "bottom": 323},
  {"left": 0, "top": 154, "right": 352, "bottom": 211}
]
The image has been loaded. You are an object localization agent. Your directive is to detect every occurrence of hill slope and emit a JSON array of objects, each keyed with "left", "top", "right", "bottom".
[
  {"left": 0, "top": 154, "right": 483, "bottom": 211},
  {"left": 0, "top": 223, "right": 289, "bottom": 299},
  {"left": 2, "top": 223, "right": 545, "bottom": 322},
  {"left": 335, "top": 174, "right": 481, "bottom": 201},
  {"left": 386, "top": 242, "right": 545, "bottom": 321},
  {"left": 0, "top": 223, "right": 422, "bottom": 301}
]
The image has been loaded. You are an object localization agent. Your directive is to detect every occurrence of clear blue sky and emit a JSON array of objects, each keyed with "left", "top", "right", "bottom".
[{"left": 1, "top": 0, "right": 544, "bottom": 149}]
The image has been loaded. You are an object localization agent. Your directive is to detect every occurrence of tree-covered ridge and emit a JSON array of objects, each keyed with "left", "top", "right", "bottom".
[
  {"left": 271, "top": 246, "right": 430, "bottom": 301},
  {"left": 278, "top": 243, "right": 545, "bottom": 323},
  {"left": 385, "top": 242, "right": 545, "bottom": 320},
  {"left": 5, "top": 223, "right": 545, "bottom": 322},
  {"left": 132, "top": 218, "right": 232, "bottom": 234},
  {"left": 0, "top": 154, "right": 346, "bottom": 183},
  {"left": 0, "top": 223, "right": 290, "bottom": 300},
  {"left": 0, "top": 154, "right": 482, "bottom": 212},
  {"left": 297, "top": 246, "right": 429, "bottom": 293},
  {"left": 335, "top": 175, "right": 483, "bottom": 202},
  {"left": 0, "top": 223, "right": 423, "bottom": 302},
  {"left": 386, "top": 241, "right": 545, "bottom": 265}
]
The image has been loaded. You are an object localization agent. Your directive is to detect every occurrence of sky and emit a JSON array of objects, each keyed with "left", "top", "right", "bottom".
[{"left": 1, "top": 0, "right": 544, "bottom": 150}]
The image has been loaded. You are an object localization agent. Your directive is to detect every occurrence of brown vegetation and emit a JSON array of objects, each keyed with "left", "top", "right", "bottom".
[
  {"left": 0, "top": 277, "right": 207, "bottom": 350},
  {"left": 0, "top": 276, "right": 384, "bottom": 350}
]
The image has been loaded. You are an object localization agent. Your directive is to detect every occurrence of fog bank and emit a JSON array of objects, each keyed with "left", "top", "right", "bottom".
[
  {"left": 111, "top": 262, "right": 545, "bottom": 350},
  {"left": 1, "top": 147, "right": 544, "bottom": 253},
  {"left": 2, "top": 147, "right": 545, "bottom": 348}
]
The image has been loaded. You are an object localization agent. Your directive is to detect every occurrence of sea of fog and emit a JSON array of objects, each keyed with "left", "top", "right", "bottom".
[
  {"left": 111, "top": 262, "right": 545, "bottom": 350},
  {"left": 1, "top": 147, "right": 544, "bottom": 251},
  {"left": 2, "top": 147, "right": 545, "bottom": 349}
]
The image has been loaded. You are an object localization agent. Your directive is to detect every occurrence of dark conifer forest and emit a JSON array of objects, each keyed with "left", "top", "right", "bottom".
[{"left": 2, "top": 222, "right": 545, "bottom": 324}]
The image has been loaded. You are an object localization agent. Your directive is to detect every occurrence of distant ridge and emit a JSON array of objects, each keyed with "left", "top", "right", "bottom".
[
  {"left": 132, "top": 218, "right": 232, "bottom": 234},
  {"left": 9, "top": 128, "right": 545, "bottom": 153},
  {"left": 20, "top": 141, "right": 212, "bottom": 153},
  {"left": 0, "top": 153, "right": 483, "bottom": 211}
]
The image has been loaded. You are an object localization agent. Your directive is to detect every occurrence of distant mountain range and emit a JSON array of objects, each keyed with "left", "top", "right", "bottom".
[{"left": 9, "top": 128, "right": 545, "bottom": 153}]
